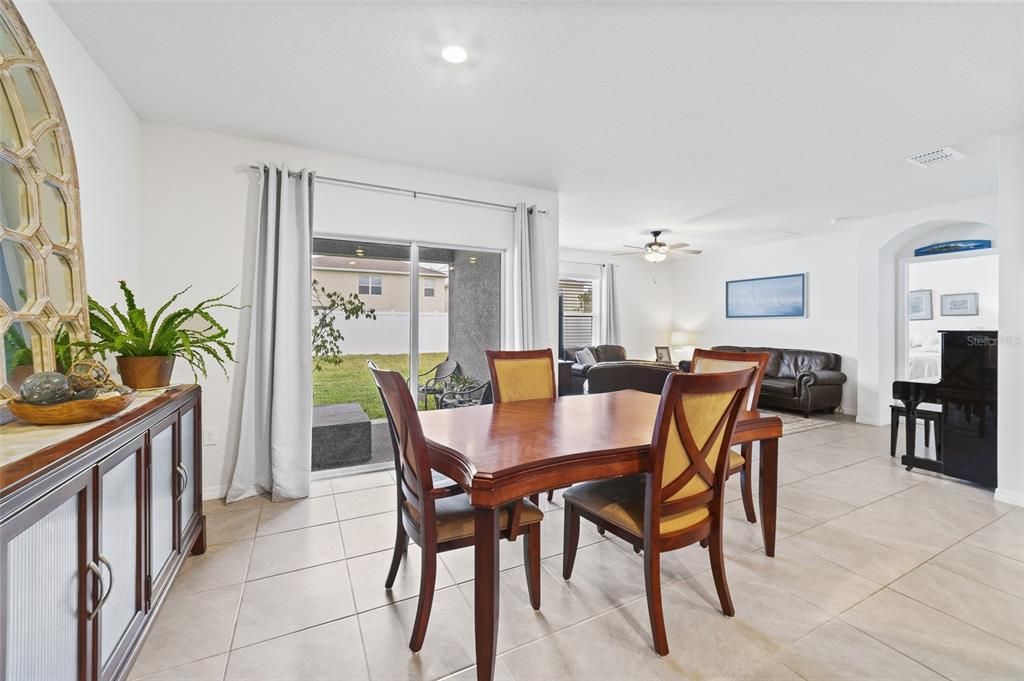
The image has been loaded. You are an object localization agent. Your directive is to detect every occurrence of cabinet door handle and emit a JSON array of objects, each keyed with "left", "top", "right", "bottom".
[
  {"left": 85, "top": 560, "right": 103, "bottom": 621},
  {"left": 175, "top": 464, "right": 189, "bottom": 498},
  {"left": 96, "top": 553, "right": 114, "bottom": 614}
]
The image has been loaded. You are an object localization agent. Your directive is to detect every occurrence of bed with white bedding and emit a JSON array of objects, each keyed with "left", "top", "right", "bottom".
[{"left": 908, "top": 349, "right": 941, "bottom": 380}]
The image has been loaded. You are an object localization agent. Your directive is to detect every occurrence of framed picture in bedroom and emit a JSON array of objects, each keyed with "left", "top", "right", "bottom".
[
  {"left": 654, "top": 346, "right": 672, "bottom": 363},
  {"left": 941, "top": 292, "right": 979, "bottom": 316},
  {"left": 726, "top": 273, "right": 806, "bottom": 318},
  {"left": 908, "top": 289, "right": 933, "bottom": 321}
]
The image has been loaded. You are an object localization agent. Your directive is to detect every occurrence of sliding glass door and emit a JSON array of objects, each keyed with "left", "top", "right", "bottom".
[{"left": 311, "top": 237, "right": 502, "bottom": 472}]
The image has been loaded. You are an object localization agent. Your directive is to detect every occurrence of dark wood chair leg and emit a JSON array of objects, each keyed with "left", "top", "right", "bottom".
[
  {"left": 924, "top": 419, "right": 931, "bottom": 448},
  {"left": 385, "top": 519, "right": 408, "bottom": 589},
  {"left": 409, "top": 543, "right": 437, "bottom": 652},
  {"left": 739, "top": 442, "right": 756, "bottom": 524},
  {"left": 523, "top": 524, "right": 541, "bottom": 610},
  {"left": 562, "top": 504, "right": 581, "bottom": 580},
  {"left": 708, "top": 523, "right": 734, "bottom": 617},
  {"left": 643, "top": 543, "right": 669, "bottom": 656},
  {"left": 547, "top": 489, "right": 555, "bottom": 502},
  {"left": 890, "top": 406, "right": 899, "bottom": 458}
]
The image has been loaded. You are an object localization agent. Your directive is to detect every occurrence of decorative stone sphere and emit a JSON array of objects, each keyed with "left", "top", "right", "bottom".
[
  {"left": 67, "top": 359, "right": 113, "bottom": 392},
  {"left": 20, "top": 372, "right": 74, "bottom": 404}
]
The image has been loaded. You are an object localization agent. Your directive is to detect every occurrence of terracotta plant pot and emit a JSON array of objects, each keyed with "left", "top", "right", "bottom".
[{"left": 117, "top": 356, "right": 175, "bottom": 390}]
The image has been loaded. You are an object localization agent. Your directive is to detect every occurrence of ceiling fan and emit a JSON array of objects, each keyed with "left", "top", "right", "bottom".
[{"left": 612, "top": 230, "right": 702, "bottom": 263}]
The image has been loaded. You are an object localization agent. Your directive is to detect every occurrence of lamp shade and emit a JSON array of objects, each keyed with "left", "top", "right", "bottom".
[{"left": 670, "top": 331, "right": 690, "bottom": 346}]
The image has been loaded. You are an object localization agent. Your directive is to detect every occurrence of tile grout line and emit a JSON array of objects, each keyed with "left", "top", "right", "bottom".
[{"left": 336, "top": 517, "right": 374, "bottom": 680}]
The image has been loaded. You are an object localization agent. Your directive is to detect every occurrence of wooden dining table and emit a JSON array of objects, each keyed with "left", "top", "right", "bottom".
[{"left": 417, "top": 389, "right": 783, "bottom": 681}]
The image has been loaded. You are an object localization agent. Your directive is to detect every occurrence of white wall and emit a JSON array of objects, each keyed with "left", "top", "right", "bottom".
[
  {"left": 853, "top": 196, "right": 997, "bottom": 425},
  {"left": 139, "top": 123, "right": 558, "bottom": 498},
  {"left": 906, "top": 254, "right": 999, "bottom": 347},
  {"left": 996, "top": 129, "right": 1024, "bottom": 506},
  {"left": 15, "top": 0, "right": 141, "bottom": 302},
  {"left": 670, "top": 231, "right": 860, "bottom": 415},
  {"left": 559, "top": 248, "right": 675, "bottom": 361}
]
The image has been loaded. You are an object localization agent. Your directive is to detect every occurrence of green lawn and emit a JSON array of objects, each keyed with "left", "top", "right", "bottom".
[{"left": 312, "top": 352, "right": 447, "bottom": 419}]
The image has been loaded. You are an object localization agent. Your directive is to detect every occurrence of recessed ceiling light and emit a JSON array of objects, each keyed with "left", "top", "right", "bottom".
[{"left": 441, "top": 46, "right": 468, "bottom": 64}]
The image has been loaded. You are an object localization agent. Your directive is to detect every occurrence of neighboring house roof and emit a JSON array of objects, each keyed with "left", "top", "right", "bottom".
[{"left": 313, "top": 256, "right": 447, "bottom": 277}]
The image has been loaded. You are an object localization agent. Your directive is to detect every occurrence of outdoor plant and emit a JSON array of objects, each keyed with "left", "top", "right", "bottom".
[
  {"left": 82, "top": 280, "right": 241, "bottom": 379},
  {"left": 312, "top": 279, "right": 377, "bottom": 371}
]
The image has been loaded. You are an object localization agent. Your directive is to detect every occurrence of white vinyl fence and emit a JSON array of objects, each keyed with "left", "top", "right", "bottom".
[{"left": 327, "top": 311, "right": 448, "bottom": 355}]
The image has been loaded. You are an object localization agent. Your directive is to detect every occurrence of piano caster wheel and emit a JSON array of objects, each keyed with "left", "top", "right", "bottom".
[{"left": 905, "top": 466, "right": 914, "bottom": 472}]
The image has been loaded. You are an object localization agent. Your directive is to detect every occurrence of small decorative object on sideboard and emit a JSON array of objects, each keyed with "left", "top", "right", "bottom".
[
  {"left": 82, "top": 280, "right": 242, "bottom": 389},
  {"left": 9, "top": 369, "right": 136, "bottom": 426}
]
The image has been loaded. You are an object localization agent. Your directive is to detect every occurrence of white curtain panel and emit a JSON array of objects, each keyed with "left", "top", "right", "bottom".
[
  {"left": 510, "top": 203, "right": 536, "bottom": 349},
  {"left": 227, "top": 164, "right": 314, "bottom": 502},
  {"left": 601, "top": 263, "right": 620, "bottom": 345}
]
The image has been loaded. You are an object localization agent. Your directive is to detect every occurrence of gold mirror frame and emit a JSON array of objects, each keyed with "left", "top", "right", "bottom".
[{"left": 0, "top": 0, "right": 88, "bottom": 400}]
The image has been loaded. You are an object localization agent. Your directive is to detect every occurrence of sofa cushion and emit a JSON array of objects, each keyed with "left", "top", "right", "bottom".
[
  {"left": 575, "top": 347, "right": 597, "bottom": 366},
  {"left": 562, "top": 345, "right": 588, "bottom": 362},
  {"left": 711, "top": 346, "right": 782, "bottom": 377},
  {"left": 595, "top": 345, "right": 627, "bottom": 363},
  {"left": 777, "top": 349, "right": 836, "bottom": 378},
  {"left": 760, "top": 377, "right": 797, "bottom": 397},
  {"left": 747, "top": 347, "right": 783, "bottom": 377}
]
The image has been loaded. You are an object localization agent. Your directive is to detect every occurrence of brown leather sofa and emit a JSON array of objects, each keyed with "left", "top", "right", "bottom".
[
  {"left": 682, "top": 345, "right": 846, "bottom": 415},
  {"left": 586, "top": 361, "right": 675, "bottom": 396},
  {"left": 560, "top": 344, "right": 627, "bottom": 394}
]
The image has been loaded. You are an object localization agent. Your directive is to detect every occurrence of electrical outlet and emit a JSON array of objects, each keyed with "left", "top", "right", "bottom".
[{"left": 202, "top": 427, "right": 218, "bottom": 446}]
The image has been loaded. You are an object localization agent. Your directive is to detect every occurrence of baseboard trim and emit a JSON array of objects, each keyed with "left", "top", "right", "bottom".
[
  {"left": 203, "top": 484, "right": 228, "bottom": 501},
  {"left": 994, "top": 488, "right": 1024, "bottom": 507}
]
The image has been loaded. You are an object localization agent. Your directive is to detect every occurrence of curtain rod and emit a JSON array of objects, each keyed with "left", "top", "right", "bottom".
[
  {"left": 248, "top": 164, "right": 547, "bottom": 215},
  {"left": 560, "top": 260, "right": 610, "bottom": 267}
]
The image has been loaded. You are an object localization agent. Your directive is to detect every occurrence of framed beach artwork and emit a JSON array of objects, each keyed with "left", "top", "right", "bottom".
[
  {"left": 726, "top": 274, "right": 806, "bottom": 319},
  {"left": 940, "top": 292, "right": 979, "bottom": 316},
  {"left": 908, "top": 289, "right": 933, "bottom": 321}
]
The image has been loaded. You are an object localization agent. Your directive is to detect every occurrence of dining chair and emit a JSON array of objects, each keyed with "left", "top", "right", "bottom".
[
  {"left": 561, "top": 368, "right": 756, "bottom": 656},
  {"left": 369, "top": 362, "right": 544, "bottom": 652},
  {"left": 689, "top": 348, "right": 770, "bottom": 524},
  {"left": 485, "top": 348, "right": 557, "bottom": 403},
  {"left": 484, "top": 348, "right": 558, "bottom": 501}
]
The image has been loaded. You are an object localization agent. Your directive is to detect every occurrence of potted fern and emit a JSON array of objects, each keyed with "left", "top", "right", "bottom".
[{"left": 83, "top": 281, "right": 241, "bottom": 389}]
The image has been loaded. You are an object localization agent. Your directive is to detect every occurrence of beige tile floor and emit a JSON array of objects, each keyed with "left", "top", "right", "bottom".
[{"left": 129, "top": 420, "right": 1024, "bottom": 681}]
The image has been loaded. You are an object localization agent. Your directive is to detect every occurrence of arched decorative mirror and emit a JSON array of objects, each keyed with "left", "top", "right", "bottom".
[{"left": 0, "top": 0, "right": 88, "bottom": 400}]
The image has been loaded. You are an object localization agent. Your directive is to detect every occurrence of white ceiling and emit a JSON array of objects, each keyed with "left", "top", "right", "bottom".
[{"left": 51, "top": 1, "right": 1023, "bottom": 253}]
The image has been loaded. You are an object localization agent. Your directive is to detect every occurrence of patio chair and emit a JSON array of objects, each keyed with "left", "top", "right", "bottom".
[
  {"left": 438, "top": 381, "right": 492, "bottom": 409},
  {"left": 417, "top": 358, "right": 458, "bottom": 409}
]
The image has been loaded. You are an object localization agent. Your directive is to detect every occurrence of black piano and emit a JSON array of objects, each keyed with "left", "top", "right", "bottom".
[{"left": 892, "top": 330, "right": 997, "bottom": 488}]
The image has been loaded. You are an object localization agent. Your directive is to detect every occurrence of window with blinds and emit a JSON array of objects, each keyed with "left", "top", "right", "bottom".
[{"left": 559, "top": 278, "right": 595, "bottom": 348}]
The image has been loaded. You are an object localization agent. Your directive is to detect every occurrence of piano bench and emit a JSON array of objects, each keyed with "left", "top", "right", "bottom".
[{"left": 890, "top": 403, "right": 941, "bottom": 458}]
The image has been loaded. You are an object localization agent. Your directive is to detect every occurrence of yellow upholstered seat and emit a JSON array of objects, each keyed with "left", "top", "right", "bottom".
[
  {"left": 728, "top": 449, "right": 744, "bottom": 470},
  {"left": 405, "top": 495, "right": 544, "bottom": 543},
  {"left": 562, "top": 475, "right": 710, "bottom": 536},
  {"left": 490, "top": 357, "right": 555, "bottom": 402}
]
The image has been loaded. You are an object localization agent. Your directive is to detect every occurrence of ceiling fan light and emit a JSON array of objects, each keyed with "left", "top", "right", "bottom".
[{"left": 644, "top": 251, "right": 667, "bottom": 263}]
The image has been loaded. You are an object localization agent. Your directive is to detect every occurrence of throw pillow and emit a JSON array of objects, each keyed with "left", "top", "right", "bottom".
[{"left": 575, "top": 347, "right": 597, "bottom": 366}]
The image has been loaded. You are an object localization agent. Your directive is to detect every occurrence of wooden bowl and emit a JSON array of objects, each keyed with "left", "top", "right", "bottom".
[{"left": 8, "top": 391, "right": 137, "bottom": 426}]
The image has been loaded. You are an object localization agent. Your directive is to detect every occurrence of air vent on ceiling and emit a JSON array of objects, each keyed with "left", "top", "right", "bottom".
[{"left": 906, "top": 146, "right": 966, "bottom": 168}]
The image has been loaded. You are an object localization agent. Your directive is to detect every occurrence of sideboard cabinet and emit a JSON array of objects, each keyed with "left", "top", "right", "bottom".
[{"left": 0, "top": 385, "right": 205, "bottom": 681}]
